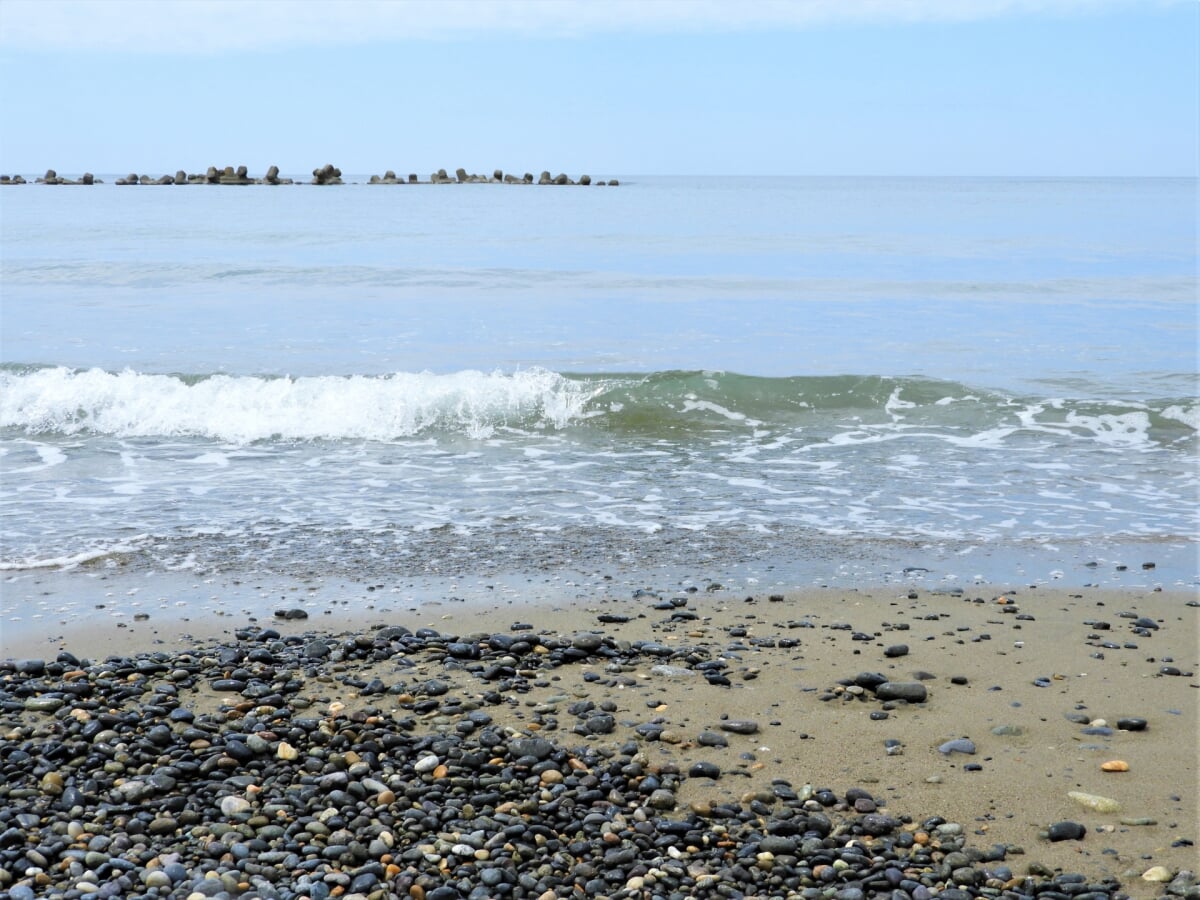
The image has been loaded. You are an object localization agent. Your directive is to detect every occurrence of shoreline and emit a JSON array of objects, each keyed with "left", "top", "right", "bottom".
[
  {"left": 2, "top": 581, "right": 1196, "bottom": 898},
  {"left": 3, "top": 536, "right": 1195, "bottom": 660}
]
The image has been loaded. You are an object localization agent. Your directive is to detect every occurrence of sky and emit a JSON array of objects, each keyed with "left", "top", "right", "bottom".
[{"left": 0, "top": 0, "right": 1195, "bottom": 177}]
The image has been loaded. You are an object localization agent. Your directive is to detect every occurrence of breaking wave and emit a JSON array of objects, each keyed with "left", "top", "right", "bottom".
[{"left": 1, "top": 364, "right": 1195, "bottom": 448}]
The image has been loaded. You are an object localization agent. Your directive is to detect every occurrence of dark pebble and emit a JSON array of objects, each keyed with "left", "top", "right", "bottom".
[
  {"left": 1048, "top": 821, "right": 1087, "bottom": 841},
  {"left": 688, "top": 761, "right": 722, "bottom": 779},
  {"left": 874, "top": 682, "right": 927, "bottom": 703},
  {"left": 1116, "top": 716, "right": 1148, "bottom": 731}
]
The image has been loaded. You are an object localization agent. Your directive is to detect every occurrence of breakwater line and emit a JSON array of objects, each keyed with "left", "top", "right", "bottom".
[{"left": 2, "top": 164, "right": 618, "bottom": 187}]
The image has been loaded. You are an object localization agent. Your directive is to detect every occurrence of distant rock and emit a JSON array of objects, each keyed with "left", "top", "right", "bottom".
[
  {"left": 311, "top": 163, "right": 342, "bottom": 185},
  {"left": 15, "top": 161, "right": 614, "bottom": 189},
  {"left": 218, "top": 165, "right": 251, "bottom": 185},
  {"left": 38, "top": 169, "right": 94, "bottom": 186}
]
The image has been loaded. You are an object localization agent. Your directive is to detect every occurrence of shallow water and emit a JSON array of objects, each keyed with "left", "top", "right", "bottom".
[{"left": 1, "top": 176, "right": 1196, "bottom": 606}]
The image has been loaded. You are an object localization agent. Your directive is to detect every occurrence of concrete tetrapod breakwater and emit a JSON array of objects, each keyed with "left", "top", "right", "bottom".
[{"left": 2, "top": 165, "right": 619, "bottom": 186}]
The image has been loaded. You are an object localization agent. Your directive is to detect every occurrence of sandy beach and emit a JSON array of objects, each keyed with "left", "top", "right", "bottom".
[{"left": 2, "top": 577, "right": 1196, "bottom": 899}]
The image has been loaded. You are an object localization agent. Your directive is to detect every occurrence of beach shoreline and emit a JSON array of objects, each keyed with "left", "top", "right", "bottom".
[
  {"left": 2, "top": 577, "right": 1195, "bottom": 898},
  {"left": 3, "top": 530, "right": 1195, "bottom": 660}
]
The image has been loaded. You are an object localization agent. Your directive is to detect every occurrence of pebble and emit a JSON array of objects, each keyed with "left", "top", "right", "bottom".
[
  {"left": 276, "top": 741, "right": 299, "bottom": 760},
  {"left": 938, "top": 738, "right": 977, "bottom": 755},
  {"left": 1048, "top": 821, "right": 1087, "bottom": 841},
  {"left": 414, "top": 754, "right": 440, "bottom": 773},
  {"left": 875, "top": 682, "right": 927, "bottom": 703},
  {"left": 0, "top": 623, "right": 1141, "bottom": 900},
  {"left": 1116, "top": 716, "right": 1148, "bottom": 731},
  {"left": 1068, "top": 791, "right": 1121, "bottom": 813},
  {"left": 1100, "top": 759, "right": 1129, "bottom": 772},
  {"left": 218, "top": 796, "right": 250, "bottom": 816},
  {"left": 650, "top": 664, "right": 695, "bottom": 678},
  {"left": 23, "top": 697, "right": 64, "bottom": 712}
]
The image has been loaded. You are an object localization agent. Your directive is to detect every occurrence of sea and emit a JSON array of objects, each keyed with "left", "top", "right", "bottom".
[{"left": 1, "top": 175, "right": 1197, "bottom": 637}]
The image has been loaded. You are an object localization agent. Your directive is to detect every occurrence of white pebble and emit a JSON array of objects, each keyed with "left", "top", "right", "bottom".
[
  {"left": 219, "top": 796, "right": 251, "bottom": 816},
  {"left": 415, "top": 755, "right": 440, "bottom": 774}
]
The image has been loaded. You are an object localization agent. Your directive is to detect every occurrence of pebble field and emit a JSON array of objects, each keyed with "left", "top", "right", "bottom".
[{"left": 2, "top": 584, "right": 1196, "bottom": 900}]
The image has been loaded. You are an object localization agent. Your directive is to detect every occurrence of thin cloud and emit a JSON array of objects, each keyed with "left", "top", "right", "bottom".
[{"left": 0, "top": 0, "right": 1172, "bottom": 53}]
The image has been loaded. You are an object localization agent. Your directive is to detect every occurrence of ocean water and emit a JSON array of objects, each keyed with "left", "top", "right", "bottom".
[{"left": 1, "top": 176, "right": 1197, "bottom": 617}]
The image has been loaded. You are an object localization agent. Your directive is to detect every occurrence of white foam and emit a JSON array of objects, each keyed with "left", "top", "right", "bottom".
[
  {"left": 0, "top": 366, "right": 592, "bottom": 443},
  {"left": 3, "top": 440, "right": 69, "bottom": 474},
  {"left": 1064, "top": 410, "right": 1152, "bottom": 447},
  {"left": 0, "top": 535, "right": 149, "bottom": 571},
  {"left": 37, "top": 445, "right": 67, "bottom": 466},
  {"left": 189, "top": 451, "right": 231, "bottom": 467},
  {"left": 1161, "top": 404, "right": 1200, "bottom": 430},
  {"left": 885, "top": 387, "right": 916, "bottom": 415},
  {"left": 681, "top": 397, "right": 762, "bottom": 426}
]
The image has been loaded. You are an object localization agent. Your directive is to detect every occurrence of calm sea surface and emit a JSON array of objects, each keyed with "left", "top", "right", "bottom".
[{"left": 1, "top": 176, "right": 1197, "bottom": 616}]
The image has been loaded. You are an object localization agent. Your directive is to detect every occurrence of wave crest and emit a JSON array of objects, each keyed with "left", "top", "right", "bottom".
[
  {"left": 0, "top": 366, "right": 593, "bottom": 442},
  {"left": 2, "top": 365, "right": 1194, "bottom": 445}
]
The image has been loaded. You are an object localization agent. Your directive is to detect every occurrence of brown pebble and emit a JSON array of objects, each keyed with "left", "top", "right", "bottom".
[{"left": 1101, "top": 760, "right": 1129, "bottom": 772}]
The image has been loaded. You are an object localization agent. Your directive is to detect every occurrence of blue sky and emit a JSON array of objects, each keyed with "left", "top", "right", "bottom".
[{"left": 0, "top": 0, "right": 1195, "bottom": 176}]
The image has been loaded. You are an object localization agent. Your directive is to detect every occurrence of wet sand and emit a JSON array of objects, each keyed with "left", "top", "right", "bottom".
[{"left": 2, "top": 578, "right": 1196, "bottom": 897}]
